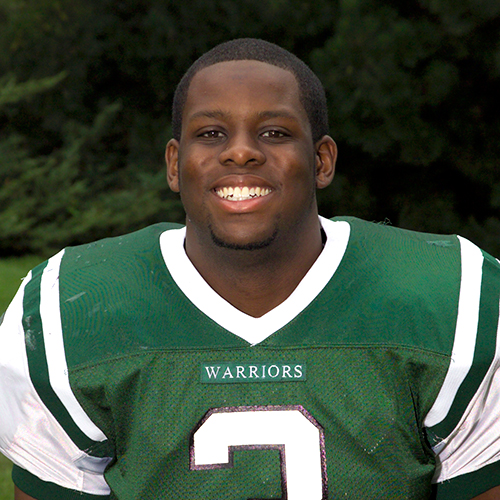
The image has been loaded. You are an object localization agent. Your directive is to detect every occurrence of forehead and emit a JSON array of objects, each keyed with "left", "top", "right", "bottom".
[{"left": 183, "top": 60, "right": 307, "bottom": 124}]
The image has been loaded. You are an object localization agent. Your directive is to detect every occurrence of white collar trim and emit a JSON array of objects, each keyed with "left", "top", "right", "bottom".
[{"left": 160, "top": 217, "right": 350, "bottom": 345}]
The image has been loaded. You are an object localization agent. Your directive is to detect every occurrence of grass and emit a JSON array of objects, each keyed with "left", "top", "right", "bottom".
[
  {"left": 0, "top": 255, "right": 42, "bottom": 313},
  {"left": 0, "top": 455, "right": 13, "bottom": 499},
  {"left": 0, "top": 255, "right": 43, "bottom": 500}
]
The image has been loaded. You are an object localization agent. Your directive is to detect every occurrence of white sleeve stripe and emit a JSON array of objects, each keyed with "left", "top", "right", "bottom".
[
  {"left": 424, "top": 236, "right": 484, "bottom": 428},
  {"left": 40, "top": 250, "right": 107, "bottom": 442}
]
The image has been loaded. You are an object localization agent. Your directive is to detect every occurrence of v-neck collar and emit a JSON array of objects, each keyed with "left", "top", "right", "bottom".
[{"left": 160, "top": 217, "right": 350, "bottom": 345}]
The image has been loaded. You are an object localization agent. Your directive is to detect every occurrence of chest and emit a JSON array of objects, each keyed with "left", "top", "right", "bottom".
[{"left": 71, "top": 346, "right": 448, "bottom": 499}]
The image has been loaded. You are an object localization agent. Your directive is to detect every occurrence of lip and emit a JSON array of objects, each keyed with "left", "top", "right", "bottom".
[
  {"left": 211, "top": 192, "right": 273, "bottom": 213},
  {"left": 209, "top": 175, "right": 275, "bottom": 213}
]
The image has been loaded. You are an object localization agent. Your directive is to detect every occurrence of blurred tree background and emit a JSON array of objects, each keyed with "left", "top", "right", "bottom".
[{"left": 1, "top": 0, "right": 500, "bottom": 257}]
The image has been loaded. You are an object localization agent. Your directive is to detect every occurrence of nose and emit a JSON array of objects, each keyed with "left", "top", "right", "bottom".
[{"left": 218, "top": 132, "right": 266, "bottom": 167}]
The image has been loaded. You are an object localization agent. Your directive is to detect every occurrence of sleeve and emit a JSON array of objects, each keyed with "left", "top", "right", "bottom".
[
  {"left": 424, "top": 238, "right": 500, "bottom": 499},
  {"left": 0, "top": 252, "right": 113, "bottom": 500}
]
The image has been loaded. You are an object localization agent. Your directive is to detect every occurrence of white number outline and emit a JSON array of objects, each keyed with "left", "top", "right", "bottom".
[{"left": 190, "top": 405, "right": 328, "bottom": 499}]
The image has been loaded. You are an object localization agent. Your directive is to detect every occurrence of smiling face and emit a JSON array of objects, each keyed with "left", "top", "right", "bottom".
[{"left": 166, "top": 60, "right": 336, "bottom": 255}]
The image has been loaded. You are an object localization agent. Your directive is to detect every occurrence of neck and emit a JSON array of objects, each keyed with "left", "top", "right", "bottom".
[{"left": 184, "top": 216, "right": 324, "bottom": 317}]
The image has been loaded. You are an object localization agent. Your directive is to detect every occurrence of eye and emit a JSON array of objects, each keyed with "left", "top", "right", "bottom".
[
  {"left": 261, "top": 129, "right": 290, "bottom": 139},
  {"left": 198, "top": 130, "right": 225, "bottom": 140}
]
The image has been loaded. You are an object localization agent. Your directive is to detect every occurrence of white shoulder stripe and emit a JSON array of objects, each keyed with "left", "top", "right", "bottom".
[
  {"left": 424, "top": 236, "right": 484, "bottom": 427},
  {"left": 431, "top": 295, "right": 500, "bottom": 482},
  {"left": 0, "top": 267, "right": 110, "bottom": 494},
  {"left": 40, "top": 250, "right": 107, "bottom": 442}
]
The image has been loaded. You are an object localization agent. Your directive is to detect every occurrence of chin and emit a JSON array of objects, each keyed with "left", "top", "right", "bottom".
[{"left": 209, "top": 226, "right": 278, "bottom": 251}]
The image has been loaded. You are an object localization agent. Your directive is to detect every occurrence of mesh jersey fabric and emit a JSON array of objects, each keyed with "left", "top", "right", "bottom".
[{"left": 1, "top": 216, "right": 500, "bottom": 499}]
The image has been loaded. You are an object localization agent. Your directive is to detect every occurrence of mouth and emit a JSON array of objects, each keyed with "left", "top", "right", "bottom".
[{"left": 214, "top": 186, "right": 272, "bottom": 201}]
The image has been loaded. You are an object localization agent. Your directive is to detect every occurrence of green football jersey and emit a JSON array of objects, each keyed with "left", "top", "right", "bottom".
[{"left": 1, "top": 216, "right": 500, "bottom": 499}]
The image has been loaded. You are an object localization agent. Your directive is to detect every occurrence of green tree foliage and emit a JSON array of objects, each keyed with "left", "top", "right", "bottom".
[
  {"left": 312, "top": 0, "right": 500, "bottom": 253},
  {"left": 0, "top": 74, "right": 182, "bottom": 256},
  {"left": 0, "top": 0, "right": 499, "bottom": 255}
]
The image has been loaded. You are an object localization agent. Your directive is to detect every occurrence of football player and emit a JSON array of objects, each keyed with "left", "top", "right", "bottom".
[{"left": 2, "top": 38, "right": 500, "bottom": 499}]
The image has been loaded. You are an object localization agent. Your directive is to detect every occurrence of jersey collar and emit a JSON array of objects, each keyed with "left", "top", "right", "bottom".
[{"left": 160, "top": 217, "right": 350, "bottom": 345}]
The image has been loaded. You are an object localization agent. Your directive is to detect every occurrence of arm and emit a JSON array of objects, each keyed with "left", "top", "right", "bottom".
[
  {"left": 1, "top": 257, "right": 111, "bottom": 499},
  {"left": 473, "top": 486, "right": 500, "bottom": 500},
  {"left": 15, "top": 486, "right": 36, "bottom": 500},
  {"left": 426, "top": 245, "right": 500, "bottom": 500}
]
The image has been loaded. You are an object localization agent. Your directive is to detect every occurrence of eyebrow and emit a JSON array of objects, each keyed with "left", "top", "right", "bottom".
[
  {"left": 188, "top": 110, "right": 229, "bottom": 121},
  {"left": 257, "top": 110, "right": 298, "bottom": 121},
  {"left": 188, "top": 109, "right": 299, "bottom": 122}
]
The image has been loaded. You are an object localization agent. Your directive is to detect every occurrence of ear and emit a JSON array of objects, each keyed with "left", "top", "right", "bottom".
[
  {"left": 315, "top": 135, "right": 337, "bottom": 189},
  {"left": 165, "top": 139, "right": 180, "bottom": 193}
]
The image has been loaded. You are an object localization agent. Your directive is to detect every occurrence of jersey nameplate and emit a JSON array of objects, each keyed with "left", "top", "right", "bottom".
[{"left": 200, "top": 362, "right": 306, "bottom": 384}]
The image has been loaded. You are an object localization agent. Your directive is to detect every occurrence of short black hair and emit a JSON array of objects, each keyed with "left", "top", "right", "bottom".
[{"left": 171, "top": 38, "right": 329, "bottom": 142}]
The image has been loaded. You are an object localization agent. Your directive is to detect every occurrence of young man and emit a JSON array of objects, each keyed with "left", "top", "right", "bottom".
[{"left": 1, "top": 38, "right": 500, "bottom": 499}]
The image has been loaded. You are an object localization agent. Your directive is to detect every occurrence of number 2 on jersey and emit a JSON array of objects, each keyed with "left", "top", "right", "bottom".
[{"left": 190, "top": 405, "right": 328, "bottom": 499}]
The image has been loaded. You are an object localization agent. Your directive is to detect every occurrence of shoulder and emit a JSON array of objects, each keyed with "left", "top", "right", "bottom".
[
  {"left": 23, "top": 223, "right": 185, "bottom": 317},
  {"left": 327, "top": 215, "right": 500, "bottom": 285},
  {"left": 331, "top": 215, "right": 460, "bottom": 250},
  {"left": 331, "top": 215, "right": 500, "bottom": 283},
  {"left": 46, "top": 222, "right": 185, "bottom": 296},
  {"left": 319, "top": 216, "right": 500, "bottom": 355},
  {"left": 327, "top": 216, "right": 464, "bottom": 290},
  {"left": 21, "top": 223, "right": 187, "bottom": 367},
  {"left": 61, "top": 222, "right": 183, "bottom": 272}
]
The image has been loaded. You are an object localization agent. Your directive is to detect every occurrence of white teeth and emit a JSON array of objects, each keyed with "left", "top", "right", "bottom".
[{"left": 215, "top": 186, "right": 271, "bottom": 200}]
